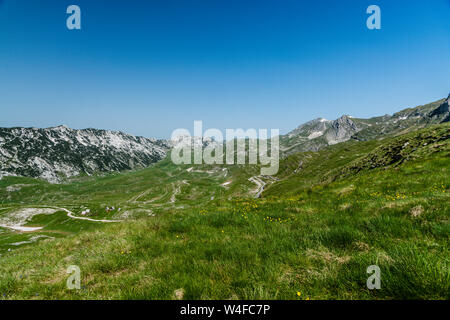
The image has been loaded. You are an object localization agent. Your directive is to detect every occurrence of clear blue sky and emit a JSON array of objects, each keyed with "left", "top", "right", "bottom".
[{"left": 0, "top": 0, "right": 449, "bottom": 138}]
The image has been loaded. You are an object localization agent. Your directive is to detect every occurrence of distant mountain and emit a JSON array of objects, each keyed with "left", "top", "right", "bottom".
[
  {"left": 281, "top": 94, "right": 450, "bottom": 156},
  {"left": 1, "top": 95, "right": 448, "bottom": 182},
  {"left": 0, "top": 126, "right": 170, "bottom": 183}
]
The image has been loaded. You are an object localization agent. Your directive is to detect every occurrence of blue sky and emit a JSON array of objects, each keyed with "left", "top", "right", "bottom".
[{"left": 0, "top": 0, "right": 449, "bottom": 138}]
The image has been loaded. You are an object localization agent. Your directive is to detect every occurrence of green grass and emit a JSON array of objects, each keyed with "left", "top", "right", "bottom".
[{"left": 0, "top": 123, "right": 448, "bottom": 299}]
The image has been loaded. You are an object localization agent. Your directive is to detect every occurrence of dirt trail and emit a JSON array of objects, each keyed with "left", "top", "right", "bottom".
[
  {"left": 129, "top": 185, "right": 171, "bottom": 204},
  {"left": 248, "top": 176, "right": 266, "bottom": 198},
  {"left": 170, "top": 180, "right": 188, "bottom": 203},
  {"left": 129, "top": 189, "right": 152, "bottom": 202},
  {"left": 54, "top": 207, "right": 123, "bottom": 223}
]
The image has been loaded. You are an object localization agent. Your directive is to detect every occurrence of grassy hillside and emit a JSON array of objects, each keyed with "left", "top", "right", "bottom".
[{"left": 0, "top": 124, "right": 448, "bottom": 299}]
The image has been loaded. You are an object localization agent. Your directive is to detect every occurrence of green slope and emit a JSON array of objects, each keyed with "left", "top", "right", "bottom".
[{"left": 0, "top": 123, "right": 448, "bottom": 299}]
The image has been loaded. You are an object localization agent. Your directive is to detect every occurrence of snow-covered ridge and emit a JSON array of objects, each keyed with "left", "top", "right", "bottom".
[{"left": 0, "top": 126, "right": 170, "bottom": 183}]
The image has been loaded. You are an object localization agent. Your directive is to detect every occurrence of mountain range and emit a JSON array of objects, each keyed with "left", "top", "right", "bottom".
[
  {"left": 0, "top": 94, "right": 448, "bottom": 182},
  {"left": 0, "top": 95, "right": 449, "bottom": 300},
  {"left": 280, "top": 94, "right": 449, "bottom": 155},
  {"left": 0, "top": 125, "right": 169, "bottom": 183}
]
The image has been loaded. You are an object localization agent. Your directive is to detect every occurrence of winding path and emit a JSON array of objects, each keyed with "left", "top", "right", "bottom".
[
  {"left": 54, "top": 207, "right": 123, "bottom": 223},
  {"left": 248, "top": 176, "right": 266, "bottom": 198},
  {"left": 170, "top": 180, "right": 188, "bottom": 203}
]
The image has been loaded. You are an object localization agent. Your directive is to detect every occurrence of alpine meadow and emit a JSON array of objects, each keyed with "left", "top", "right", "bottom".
[
  {"left": 0, "top": 96, "right": 449, "bottom": 300},
  {"left": 0, "top": 0, "right": 449, "bottom": 304}
]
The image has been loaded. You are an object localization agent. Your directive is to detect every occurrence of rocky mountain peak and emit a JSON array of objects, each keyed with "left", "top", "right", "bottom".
[
  {"left": 326, "top": 115, "right": 359, "bottom": 145},
  {"left": 282, "top": 95, "right": 450, "bottom": 156},
  {"left": 333, "top": 115, "right": 357, "bottom": 127}
]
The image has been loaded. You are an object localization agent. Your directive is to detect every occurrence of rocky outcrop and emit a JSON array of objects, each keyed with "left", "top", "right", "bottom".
[
  {"left": 326, "top": 115, "right": 360, "bottom": 145},
  {"left": 429, "top": 94, "right": 450, "bottom": 122}
]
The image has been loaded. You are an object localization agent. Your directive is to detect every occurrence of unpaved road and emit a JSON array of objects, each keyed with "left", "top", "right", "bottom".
[
  {"left": 248, "top": 176, "right": 266, "bottom": 198},
  {"left": 170, "top": 180, "right": 188, "bottom": 203},
  {"left": 54, "top": 207, "right": 123, "bottom": 223}
]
